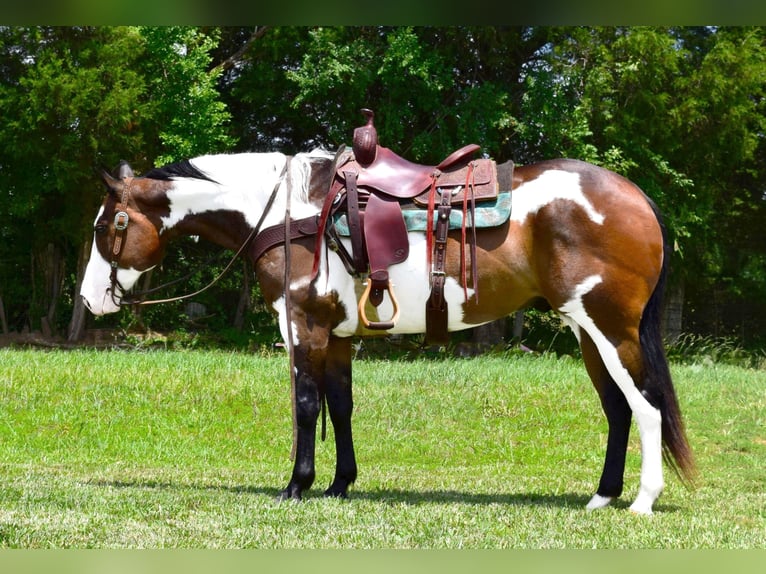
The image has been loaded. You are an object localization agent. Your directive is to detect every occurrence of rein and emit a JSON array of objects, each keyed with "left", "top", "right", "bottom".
[{"left": 109, "top": 161, "right": 289, "bottom": 307}]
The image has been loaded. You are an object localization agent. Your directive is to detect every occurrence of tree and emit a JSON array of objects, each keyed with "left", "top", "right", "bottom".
[
  {"left": 229, "top": 26, "right": 554, "bottom": 161},
  {"left": 515, "top": 26, "right": 766, "bottom": 342},
  {"left": 138, "top": 26, "right": 235, "bottom": 166},
  {"left": 0, "top": 26, "right": 148, "bottom": 335},
  {"left": 2, "top": 26, "right": 764, "bottom": 349},
  {"left": 0, "top": 26, "right": 236, "bottom": 339}
]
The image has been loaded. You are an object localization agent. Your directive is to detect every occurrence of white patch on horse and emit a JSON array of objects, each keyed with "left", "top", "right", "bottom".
[
  {"left": 558, "top": 314, "right": 582, "bottom": 343},
  {"left": 272, "top": 295, "right": 300, "bottom": 348},
  {"left": 160, "top": 153, "right": 320, "bottom": 233},
  {"left": 585, "top": 493, "right": 613, "bottom": 511},
  {"left": 511, "top": 169, "right": 605, "bottom": 225},
  {"left": 326, "top": 233, "right": 477, "bottom": 338},
  {"left": 558, "top": 274, "right": 664, "bottom": 514}
]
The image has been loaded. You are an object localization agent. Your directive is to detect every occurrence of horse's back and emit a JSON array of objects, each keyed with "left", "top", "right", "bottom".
[{"left": 512, "top": 157, "right": 659, "bottom": 227}]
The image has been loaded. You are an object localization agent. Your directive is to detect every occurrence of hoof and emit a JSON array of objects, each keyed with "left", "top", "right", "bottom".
[
  {"left": 628, "top": 501, "right": 654, "bottom": 515},
  {"left": 323, "top": 487, "right": 349, "bottom": 499},
  {"left": 324, "top": 477, "right": 353, "bottom": 499},
  {"left": 585, "top": 494, "right": 613, "bottom": 511},
  {"left": 628, "top": 484, "right": 662, "bottom": 515},
  {"left": 277, "top": 487, "right": 303, "bottom": 502}
]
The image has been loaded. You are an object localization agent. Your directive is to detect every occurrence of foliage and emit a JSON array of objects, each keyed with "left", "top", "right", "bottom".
[
  {"left": 1, "top": 26, "right": 765, "bottom": 349},
  {"left": 139, "top": 26, "right": 235, "bottom": 166},
  {"left": 0, "top": 26, "right": 233, "bottom": 333},
  {"left": 665, "top": 333, "right": 766, "bottom": 369},
  {"left": 278, "top": 27, "right": 535, "bottom": 162}
]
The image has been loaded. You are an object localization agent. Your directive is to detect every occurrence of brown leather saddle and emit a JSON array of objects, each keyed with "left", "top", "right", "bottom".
[{"left": 312, "top": 109, "right": 499, "bottom": 343}]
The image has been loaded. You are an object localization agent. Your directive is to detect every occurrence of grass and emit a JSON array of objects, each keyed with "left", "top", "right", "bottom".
[{"left": 0, "top": 348, "right": 764, "bottom": 548}]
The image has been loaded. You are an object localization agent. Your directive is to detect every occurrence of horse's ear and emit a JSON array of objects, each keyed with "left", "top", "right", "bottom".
[
  {"left": 116, "top": 160, "right": 134, "bottom": 180},
  {"left": 100, "top": 170, "right": 118, "bottom": 193},
  {"left": 101, "top": 160, "right": 134, "bottom": 196}
]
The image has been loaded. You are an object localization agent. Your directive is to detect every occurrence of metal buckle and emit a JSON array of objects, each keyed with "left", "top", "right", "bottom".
[
  {"left": 114, "top": 211, "right": 129, "bottom": 231},
  {"left": 437, "top": 186, "right": 462, "bottom": 197}
]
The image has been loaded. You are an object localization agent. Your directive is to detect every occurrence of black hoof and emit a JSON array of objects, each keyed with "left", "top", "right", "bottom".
[
  {"left": 277, "top": 486, "right": 303, "bottom": 502},
  {"left": 324, "top": 480, "right": 351, "bottom": 499},
  {"left": 324, "top": 488, "right": 349, "bottom": 499}
]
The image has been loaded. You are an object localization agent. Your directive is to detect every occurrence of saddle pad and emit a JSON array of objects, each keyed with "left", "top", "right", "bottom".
[{"left": 332, "top": 192, "right": 512, "bottom": 236}]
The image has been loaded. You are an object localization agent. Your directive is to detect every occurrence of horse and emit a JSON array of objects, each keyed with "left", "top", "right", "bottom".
[{"left": 79, "top": 148, "right": 696, "bottom": 515}]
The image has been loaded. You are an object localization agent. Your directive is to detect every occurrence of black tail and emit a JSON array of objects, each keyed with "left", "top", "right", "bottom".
[{"left": 640, "top": 199, "right": 697, "bottom": 487}]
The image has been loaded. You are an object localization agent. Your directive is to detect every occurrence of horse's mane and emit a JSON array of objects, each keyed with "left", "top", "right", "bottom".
[{"left": 143, "top": 159, "right": 218, "bottom": 183}]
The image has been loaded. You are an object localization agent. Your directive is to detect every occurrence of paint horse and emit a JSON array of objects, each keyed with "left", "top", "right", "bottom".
[{"left": 80, "top": 146, "right": 695, "bottom": 514}]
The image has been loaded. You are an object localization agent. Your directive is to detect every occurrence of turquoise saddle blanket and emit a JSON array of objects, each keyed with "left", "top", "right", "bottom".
[{"left": 332, "top": 192, "right": 511, "bottom": 236}]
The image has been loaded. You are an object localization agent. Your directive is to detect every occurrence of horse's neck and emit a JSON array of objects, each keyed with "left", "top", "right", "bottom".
[{"left": 161, "top": 153, "right": 317, "bottom": 244}]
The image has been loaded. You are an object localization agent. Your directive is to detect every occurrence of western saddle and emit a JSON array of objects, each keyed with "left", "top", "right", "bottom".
[{"left": 311, "top": 109, "right": 500, "bottom": 343}]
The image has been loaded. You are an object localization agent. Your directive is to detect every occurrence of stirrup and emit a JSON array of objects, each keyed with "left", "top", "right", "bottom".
[{"left": 358, "top": 278, "right": 400, "bottom": 330}]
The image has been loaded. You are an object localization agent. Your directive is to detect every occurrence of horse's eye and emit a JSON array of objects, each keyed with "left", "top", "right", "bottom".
[{"left": 95, "top": 223, "right": 108, "bottom": 235}]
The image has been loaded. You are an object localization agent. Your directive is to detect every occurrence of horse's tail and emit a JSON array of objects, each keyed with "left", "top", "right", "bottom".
[{"left": 640, "top": 198, "right": 697, "bottom": 487}]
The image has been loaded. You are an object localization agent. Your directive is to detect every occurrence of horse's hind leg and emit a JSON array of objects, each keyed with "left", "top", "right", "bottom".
[
  {"left": 579, "top": 331, "right": 632, "bottom": 510},
  {"left": 323, "top": 336, "right": 358, "bottom": 498},
  {"left": 560, "top": 276, "right": 664, "bottom": 514}
]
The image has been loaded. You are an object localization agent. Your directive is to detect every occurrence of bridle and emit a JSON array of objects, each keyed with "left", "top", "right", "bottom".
[
  {"left": 106, "top": 161, "right": 289, "bottom": 307},
  {"left": 106, "top": 174, "right": 134, "bottom": 307}
]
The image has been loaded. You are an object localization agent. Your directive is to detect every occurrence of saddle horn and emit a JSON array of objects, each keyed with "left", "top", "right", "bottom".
[{"left": 353, "top": 108, "right": 377, "bottom": 166}]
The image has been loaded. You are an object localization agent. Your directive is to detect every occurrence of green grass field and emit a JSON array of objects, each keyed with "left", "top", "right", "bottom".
[{"left": 0, "top": 348, "right": 763, "bottom": 548}]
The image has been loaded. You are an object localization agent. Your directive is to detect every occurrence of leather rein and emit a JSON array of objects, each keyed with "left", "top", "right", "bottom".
[{"left": 107, "top": 161, "right": 289, "bottom": 308}]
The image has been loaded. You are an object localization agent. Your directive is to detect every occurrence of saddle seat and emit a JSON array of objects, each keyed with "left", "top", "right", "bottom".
[{"left": 342, "top": 143, "right": 482, "bottom": 199}]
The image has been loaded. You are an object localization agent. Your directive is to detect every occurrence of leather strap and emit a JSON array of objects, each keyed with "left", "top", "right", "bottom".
[
  {"left": 460, "top": 162, "right": 479, "bottom": 302},
  {"left": 425, "top": 170, "right": 440, "bottom": 272},
  {"left": 426, "top": 189, "right": 452, "bottom": 344},
  {"left": 311, "top": 183, "right": 342, "bottom": 280},
  {"left": 344, "top": 171, "right": 366, "bottom": 274},
  {"left": 251, "top": 216, "right": 318, "bottom": 265},
  {"left": 111, "top": 176, "right": 133, "bottom": 262}
]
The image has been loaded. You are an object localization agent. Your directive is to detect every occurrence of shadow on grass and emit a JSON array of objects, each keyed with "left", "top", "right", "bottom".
[{"left": 87, "top": 478, "right": 681, "bottom": 513}]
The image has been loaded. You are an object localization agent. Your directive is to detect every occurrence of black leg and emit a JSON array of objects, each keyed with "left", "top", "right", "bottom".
[
  {"left": 323, "top": 337, "right": 357, "bottom": 498},
  {"left": 580, "top": 332, "right": 630, "bottom": 500},
  {"left": 596, "top": 379, "right": 631, "bottom": 498},
  {"left": 278, "top": 346, "right": 323, "bottom": 501}
]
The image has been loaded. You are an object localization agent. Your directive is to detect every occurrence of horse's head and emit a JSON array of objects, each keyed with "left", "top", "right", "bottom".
[{"left": 80, "top": 161, "right": 170, "bottom": 315}]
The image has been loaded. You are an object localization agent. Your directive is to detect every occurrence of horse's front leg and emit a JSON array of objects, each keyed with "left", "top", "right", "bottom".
[
  {"left": 323, "top": 336, "right": 357, "bottom": 498},
  {"left": 278, "top": 341, "right": 324, "bottom": 501}
]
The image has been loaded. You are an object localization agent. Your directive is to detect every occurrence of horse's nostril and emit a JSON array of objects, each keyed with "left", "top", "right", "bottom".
[{"left": 82, "top": 297, "right": 92, "bottom": 311}]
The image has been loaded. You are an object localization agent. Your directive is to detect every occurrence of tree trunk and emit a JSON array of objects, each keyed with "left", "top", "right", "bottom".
[
  {"left": 67, "top": 239, "right": 91, "bottom": 342},
  {"left": 45, "top": 243, "right": 64, "bottom": 329},
  {"left": 233, "top": 260, "right": 251, "bottom": 331},
  {"left": 32, "top": 243, "right": 65, "bottom": 336},
  {"left": 471, "top": 317, "right": 508, "bottom": 351},
  {"left": 512, "top": 310, "right": 524, "bottom": 341},
  {"left": 0, "top": 296, "right": 8, "bottom": 334},
  {"left": 663, "top": 278, "right": 684, "bottom": 344}
]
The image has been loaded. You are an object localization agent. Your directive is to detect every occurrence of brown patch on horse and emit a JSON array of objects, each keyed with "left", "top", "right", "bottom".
[
  {"left": 306, "top": 154, "right": 338, "bottom": 208},
  {"left": 94, "top": 176, "right": 173, "bottom": 272},
  {"left": 255, "top": 236, "right": 350, "bottom": 346}
]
